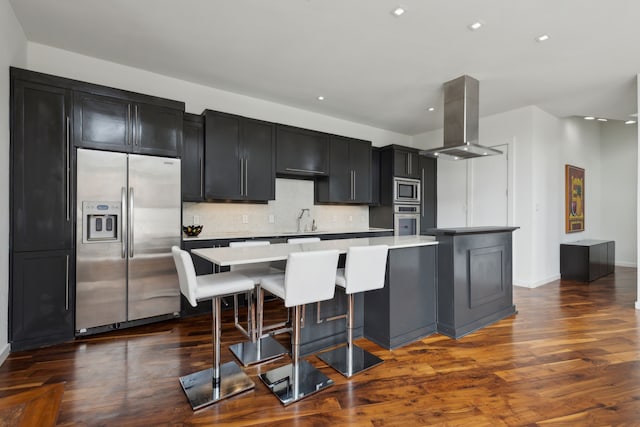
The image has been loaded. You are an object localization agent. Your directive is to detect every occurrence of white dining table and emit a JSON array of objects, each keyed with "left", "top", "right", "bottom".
[{"left": 191, "top": 235, "right": 438, "bottom": 266}]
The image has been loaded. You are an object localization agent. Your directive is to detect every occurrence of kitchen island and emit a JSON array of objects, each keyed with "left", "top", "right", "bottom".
[
  {"left": 192, "top": 235, "right": 438, "bottom": 355},
  {"left": 427, "top": 226, "right": 519, "bottom": 338}
]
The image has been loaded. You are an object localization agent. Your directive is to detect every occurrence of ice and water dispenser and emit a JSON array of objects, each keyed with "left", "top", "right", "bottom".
[{"left": 82, "top": 201, "right": 121, "bottom": 243}]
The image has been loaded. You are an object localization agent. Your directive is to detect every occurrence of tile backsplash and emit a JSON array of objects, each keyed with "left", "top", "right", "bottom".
[{"left": 183, "top": 178, "right": 369, "bottom": 235}]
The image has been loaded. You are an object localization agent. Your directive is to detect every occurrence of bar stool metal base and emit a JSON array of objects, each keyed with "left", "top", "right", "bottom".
[
  {"left": 259, "top": 360, "right": 334, "bottom": 406},
  {"left": 229, "top": 336, "right": 289, "bottom": 366},
  {"left": 317, "top": 344, "right": 383, "bottom": 378},
  {"left": 179, "top": 361, "right": 254, "bottom": 410}
]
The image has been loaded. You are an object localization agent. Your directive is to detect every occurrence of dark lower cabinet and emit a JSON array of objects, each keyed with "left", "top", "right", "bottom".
[
  {"left": 364, "top": 245, "right": 437, "bottom": 349},
  {"left": 181, "top": 113, "right": 204, "bottom": 201},
  {"left": 432, "top": 227, "right": 518, "bottom": 339},
  {"left": 10, "top": 250, "right": 75, "bottom": 351},
  {"left": 560, "top": 240, "right": 615, "bottom": 282}
]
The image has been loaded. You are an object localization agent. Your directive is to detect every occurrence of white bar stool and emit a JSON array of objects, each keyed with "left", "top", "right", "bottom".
[
  {"left": 171, "top": 246, "right": 255, "bottom": 410},
  {"left": 227, "top": 240, "right": 288, "bottom": 366},
  {"left": 317, "top": 245, "right": 389, "bottom": 377},
  {"left": 258, "top": 249, "right": 339, "bottom": 405},
  {"left": 286, "top": 237, "right": 321, "bottom": 244}
]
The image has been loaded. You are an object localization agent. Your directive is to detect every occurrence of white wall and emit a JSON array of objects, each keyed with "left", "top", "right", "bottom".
[
  {"left": 413, "top": 106, "right": 636, "bottom": 289},
  {"left": 1, "top": 0, "right": 27, "bottom": 362},
  {"left": 26, "top": 43, "right": 410, "bottom": 148},
  {"left": 600, "top": 121, "right": 637, "bottom": 267}
]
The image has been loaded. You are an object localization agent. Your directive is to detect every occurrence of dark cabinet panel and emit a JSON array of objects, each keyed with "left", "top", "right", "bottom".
[
  {"left": 204, "top": 110, "right": 275, "bottom": 201},
  {"left": 560, "top": 240, "right": 615, "bottom": 282},
  {"left": 276, "top": 125, "right": 329, "bottom": 176},
  {"left": 135, "top": 102, "right": 182, "bottom": 157},
  {"left": 393, "top": 148, "right": 420, "bottom": 179},
  {"left": 316, "top": 136, "right": 371, "bottom": 204},
  {"left": 74, "top": 91, "right": 130, "bottom": 151},
  {"left": 181, "top": 113, "right": 204, "bottom": 201},
  {"left": 242, "top": 118, "right": 276, "bottom": 201},
  {"left": 12, "top": 79, "right": 73, "bottom": 252},
  {"left": 74, "top": 91, "right": 182, "bottom": 157},
  {"left": 370, "top": 147, "right": 381, "bottom": 206},
  {"left": 10, "top": 250, "right": 75, "bottom": 350},
  {"left": 419, "top": 155, "right": 437, "bottom": 232}
]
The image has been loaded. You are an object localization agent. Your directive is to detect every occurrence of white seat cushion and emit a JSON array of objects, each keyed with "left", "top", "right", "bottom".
[
  {"left": 259, "top": 273, "right": 286, "bottom": 300},
  {"left": 195, "top": 271, "right": 254, "bottom": 300}
]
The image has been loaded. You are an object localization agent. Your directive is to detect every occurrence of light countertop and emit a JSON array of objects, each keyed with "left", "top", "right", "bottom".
[
  {"left": 192, "top": 235, "right": 437, "bottom": 266},
  {"left": 183, "top": 227, "right": 393, "bottom": 241}
]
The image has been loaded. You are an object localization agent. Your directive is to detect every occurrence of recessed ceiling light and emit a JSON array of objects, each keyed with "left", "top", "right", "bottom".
[
  {"left": 482, "top": 152, "right": 488, "bottom": 156},
  {"left": 392, "top": 7, "right": 405, "bottom": 17},
  {"left": 427, "top": 107, "right": 435, "bottom": 112},
  {"left": 468, "top": 21, "right": 483, "bottom": 31},
  {"left": 625, "top": 120, "right": 636, "bottom": 125},
  {"left": 433, "top": 153, "right": 439, "bottom": 157},
  {"left": 584, "top": 116, "right": 595, "bottom": 120},
  {"left": 536, "top": 34, "right": 550, "bottom": 42},
  {"left": 597, "top": 118, "right": 608, "bottom": 122},
  {"left": 317, "top": 96, "right": 325, "bottom": 101}
]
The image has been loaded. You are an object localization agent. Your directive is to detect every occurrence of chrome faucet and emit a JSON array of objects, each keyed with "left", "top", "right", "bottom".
[{"left": 297, "top": 208, "right": 310, "bottom": 232}]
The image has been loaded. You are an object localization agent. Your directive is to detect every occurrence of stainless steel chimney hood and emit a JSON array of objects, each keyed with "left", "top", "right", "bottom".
[{"left": 420, "top": 75, "right": 502, "bottom": 160}]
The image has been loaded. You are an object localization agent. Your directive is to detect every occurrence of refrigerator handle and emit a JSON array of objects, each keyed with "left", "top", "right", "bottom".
[
  {"left": 121, "top": 186, "right": 127, "bottom": 259},
  {"left": 129, "top": 187, "right": 134, "bottom": 258}
]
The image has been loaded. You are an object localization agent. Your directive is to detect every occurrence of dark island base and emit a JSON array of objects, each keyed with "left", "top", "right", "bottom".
[{"left": 437, "top": 305, "right": 518, "bottom": 339}]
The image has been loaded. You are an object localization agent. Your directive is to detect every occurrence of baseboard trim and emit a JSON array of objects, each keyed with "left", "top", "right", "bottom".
[
  {"left": 514, "top": 274, "right": 560, "bottom": 289},
  {"left": 635, "top": 301, "right": 640, "bottom": 310},
  {"left": 615, "top": 261, "right": 637, "bottom": 268},
  {"left": 0, "top": 342, "right": 10, "bottom": 366}
]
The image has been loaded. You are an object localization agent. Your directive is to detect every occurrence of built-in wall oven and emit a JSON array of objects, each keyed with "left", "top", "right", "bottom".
[
  {"left": 394, "top": 177, "right": 421, "bottom": 204},
  {"left": 394, "top": 204, "right": 420, "bottom": 236}
]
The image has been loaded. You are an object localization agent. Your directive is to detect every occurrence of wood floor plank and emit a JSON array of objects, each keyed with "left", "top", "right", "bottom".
[{"left": 1, "top": 267, "right": 639, "bottom": 425}]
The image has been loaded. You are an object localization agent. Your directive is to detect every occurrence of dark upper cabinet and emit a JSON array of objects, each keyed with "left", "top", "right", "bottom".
[
  {"left": 419, "top": 155, "right": 437, "bottom": 232},
  {"left": 135, "top": 102, "right": 183, "bottom": 157},
  {"left": 393, "top": 147, "right": 420, "bottom": 179},
  {"left": 370, "top": 147, "right": 381, "bottom": 206},
  {"left": 316, "top": 136, "right": 371, "bottom": 204},
  {"left": 181, "top": 113, "right": 204, "bottom": 201},
  {"left": 10, "top": 249, "right": 75, "bottom": 350},
  {"left": 276, "top": 125, "right": 329, "bottom": 176},
  {"left": 74, "top": 91, "right": 182, "bottom": 157},
  {"left": 11, "top": 78, "right": 73, "bottom": 252},
  {"left": 204, "top": 110, "right": 275, "bottom": 201}
]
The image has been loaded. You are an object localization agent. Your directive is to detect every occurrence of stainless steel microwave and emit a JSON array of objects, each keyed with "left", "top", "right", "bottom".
[{"left": 393, "top": 177, "right": 421, "bottom": 204}]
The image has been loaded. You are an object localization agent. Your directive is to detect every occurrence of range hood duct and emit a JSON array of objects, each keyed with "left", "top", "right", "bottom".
[{"left": 420, "top": 75, "right": 502, "bottom": 160}]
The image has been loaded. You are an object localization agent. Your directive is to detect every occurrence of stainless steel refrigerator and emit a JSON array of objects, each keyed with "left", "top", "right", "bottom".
[{"left": 76, "top": 148, "right": 181, "bottom": 332}]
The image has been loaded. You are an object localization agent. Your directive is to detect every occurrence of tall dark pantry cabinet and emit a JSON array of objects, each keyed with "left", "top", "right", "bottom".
[{"left": 10, "top": 69, "right": 75, "bottom": 351}]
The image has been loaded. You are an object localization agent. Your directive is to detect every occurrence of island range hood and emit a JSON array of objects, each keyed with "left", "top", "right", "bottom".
[{"left": 420, "top": 75, "right": 502, "bottom": 160}]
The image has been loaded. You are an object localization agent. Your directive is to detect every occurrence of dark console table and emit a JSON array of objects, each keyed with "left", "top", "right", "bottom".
[
  {"left": 426, "top": 226, "right": 519, "bottom": 339},
  {"left": 560, "top": 239, "right": 615, "bottom": 282}
]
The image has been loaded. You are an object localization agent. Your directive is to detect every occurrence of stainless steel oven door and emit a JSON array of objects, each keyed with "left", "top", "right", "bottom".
[{"left": 394, "top": 214, "right": 420, "bottom": 236}]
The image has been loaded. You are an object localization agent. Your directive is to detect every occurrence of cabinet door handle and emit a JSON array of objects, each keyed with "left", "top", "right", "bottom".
[
  {"left": 121, "top": 187, "right": 127, "bottom": 259},
  {"left": 240, "top": 158, "right": 244, "bottom": 196},
  {"left": 65, "top": 254, "right": 69, "bottom": 311},
  {"left": 199, "top": 155, "right": 204, "bottom": 197},
  {"left": 244, "top": 158, "right": 248, "bottom": 196},
  {"left": 127, "top": 104, "right": 132, "bottom": 145},
  {"left": 129, "top": 187, "right": 134, "bottom": 258},
  {"left": 285, "top": 167, "right": 325, "bottom": 175},
  {"left": 65, "top": 116, "right": 71, "bottom": 221},
  {"left": 134, "top": 105, "right": 139, "bottom": 146},
  {"left": 421, "top": 168, "right": 425, "bottom": 215},
  {"left": 351, "top": 170, "right": 355, "bottom": 200}
]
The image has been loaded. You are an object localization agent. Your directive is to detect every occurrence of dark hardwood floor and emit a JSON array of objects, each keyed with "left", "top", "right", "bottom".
[{"left": 1, "top": 267, "right": 639, "bottom": 426}]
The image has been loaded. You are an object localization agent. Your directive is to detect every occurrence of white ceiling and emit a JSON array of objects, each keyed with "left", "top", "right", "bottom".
[{"left": 10, "top": 0, "right": 640, "bottom": 135}]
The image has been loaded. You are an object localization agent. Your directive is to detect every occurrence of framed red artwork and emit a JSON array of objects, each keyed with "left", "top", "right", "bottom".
[{"left": 565, "top": 165, "right": 585, "bottom": 233}]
